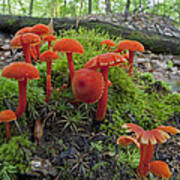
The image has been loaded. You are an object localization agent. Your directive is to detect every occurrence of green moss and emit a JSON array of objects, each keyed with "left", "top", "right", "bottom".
[
  {"left": 0, "top": 136, "right": 35, "bottom": 180},
  {"left": 100, "top": 68, "right": 180, "bottom": 136}
]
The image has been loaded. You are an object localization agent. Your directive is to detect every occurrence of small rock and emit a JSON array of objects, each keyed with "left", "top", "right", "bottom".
[
  {"left": 173, "top": 60, "right": 180, "bottom": 67},
  {"left": 1, "top": 44, "right": 10, "bottom": 50},
  {"left": 149, "top": 53, "right": 159, "bottom": 59},
  {"left": 4, "top": 51, "right": 11, "bottom": 57},
  {"left": 136, "top": 58, "right": 150, "bottom": 63}
]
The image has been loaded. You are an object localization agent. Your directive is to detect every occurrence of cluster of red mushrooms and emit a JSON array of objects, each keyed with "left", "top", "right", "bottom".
[{"left": 0, "top": 24, "right": 179, "bottom": 179}]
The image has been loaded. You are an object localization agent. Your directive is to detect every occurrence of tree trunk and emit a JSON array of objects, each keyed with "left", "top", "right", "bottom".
[
  {"left": 17, "top": 0, "right": 26, "bottom": 14},
  {"left": 8, "top": 0, "right": 12, "bottom": 15},
  {"left": 124, "top": 0, "right": 131, "bottom": 20},
  {"left": 29, "top": 0, "right": 34, "bottom": 16},
  {"left": 88, "top": 0, "right": 92, "bottom": 14},
  {"left": 0, "top": 15, "right": 180, "bottom": 55},
  {"left": 105, "top": 0, "right": 111, "bottom": 14}
]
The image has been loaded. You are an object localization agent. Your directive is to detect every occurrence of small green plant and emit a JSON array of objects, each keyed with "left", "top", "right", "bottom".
[{"left": 0, "top": 136, "right": 35, "bottom": 180}]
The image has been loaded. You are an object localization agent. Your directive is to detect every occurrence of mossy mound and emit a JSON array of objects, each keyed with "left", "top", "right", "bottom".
[{"left": 0, "top": 28, "right": 179, "bottom": 179}]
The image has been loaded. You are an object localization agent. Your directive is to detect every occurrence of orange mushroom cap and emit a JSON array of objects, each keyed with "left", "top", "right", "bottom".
[
  {"left": 0, "top": 110, "right": 17, "bottom": 123},
  {"left": 43, "top": 34, "right": 56, "bottom": 42},
  {"left": 114, "top": 40, "right": 144, "bottom": 53},
  {"left": 123, "top": 123, "right": 173, "bottom": 145},
  {"left": 40, "top": 50, "right": 58, "bottom": 63},
  {"left": 31, "top": 24, "right": 51, "bottom": 37},
  {"left": 2, "top": 62, "right": 39, "bottom": 81},
  {"left": 72, "top": 68, "right": 104, "bottom": 104},
  {"left": 10, "top": 33, "right": 41, "bottom": 48},
  {"left": 156, "top": 125, "right": 180, "bottom": 135},
  {"left": 53, "top": 38, "right": 84, "bottom": 54},
  {"left": 84, "top": 53, "right": 127, "bottom": 69},
  {"left": 149, "top": 161, "right": 171, "bottom": 179},
  {"left": 117, "top": 135, "right": 140, "bottom": 148},
  {"left": 15, "top": 27, "right": 32, "bottom": 36},
  {"left": 100, "top": 39, "right": 115, "bottom": 47}
]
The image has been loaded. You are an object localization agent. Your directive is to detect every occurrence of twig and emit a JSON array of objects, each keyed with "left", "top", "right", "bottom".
[{"left": 3, "top": 96, "right": 23, "bottom": 135}]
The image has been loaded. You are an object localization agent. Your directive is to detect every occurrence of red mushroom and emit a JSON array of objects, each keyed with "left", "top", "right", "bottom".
[
  {"left": 31, "top": 24, "right": 51, "bottom": 58},
  {"left": 84, "top": 53, "right": 127, "bottom": 121},
  {"left": 43, "top": 34, "right": 56, "bottom": 49},
  {"left": 40, "top": 50, "right": 59, "bottom": 103},
  {"left": 53, "top": 38, "right": 84, "bottom": 83},
  {"left": 2, "top": 62, "right": 40, "bottom": 117},
  {"left": 100, "top": 39, "right": 115, "bottom": 51},
  {"left": 149, "top": 160, "right": 171, "bottom": 179},
  {"left": 10, "top": 33, "right": 41, "bottom": 63},
  {"left": 114, "top": 40, "right": 144, "bottom": 76},
  {"left": 72, "top": 68, "right": 104, "bottom": 104},
  {"left": 117, "top": 123, "right": 180, "bottom": 179},
  {"left": 15, "top": 27, "right": 32, "bottom": 36},
  {"left": 0, "top": 110, "right": 17, "bottom": 140}
]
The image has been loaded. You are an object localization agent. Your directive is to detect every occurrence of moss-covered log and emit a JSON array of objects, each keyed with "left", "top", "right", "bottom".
[{"left": 0, "top": 15, "right": 180, "bottom": 55}]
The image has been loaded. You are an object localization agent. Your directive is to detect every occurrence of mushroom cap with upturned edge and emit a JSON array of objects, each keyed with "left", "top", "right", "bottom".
[
  {"left": 114, "top": 40, "right": 144, "bottom": 52},
  {"left": 72, "top": 68, "right": 104, "bottom": 104},
  {"left": 122, "top": 123, "right": 180, "bottom": 145},
  {"left": 10, "top": 33, "right": 41, "bottom": 48},
  {"left": 2, "top": 62, "right": 39, "bottom": 81},
  {"left": 149, "top": 161, "right": 171, "bottom": 179},
  {"left": 15, "top": 27, "right": 32, "bottom": 36},
  {"left": 84, "top": 52, "right": 127, "bottom": 69},
  {"left": 100, "top": 39, "right": 115, "bottom": 47},
  {"left": 0, "top": 110, "right": 17, "bottom": 123},
  {"left": 40, "top": 50, "right": 58, "bottom": 63},
  {"left": 31, "top": 24, "right": 51, "bottom": 37},
  {"left": 53, "top": 38, "right": 84, "bottom": 54}
]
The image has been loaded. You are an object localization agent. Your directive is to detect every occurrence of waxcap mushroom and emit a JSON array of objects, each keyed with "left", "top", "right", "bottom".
[
  {"left": 72, "top": 68, "right": 104, "bottom": 104},
  {"left": 15, "top": 27, "right": 32, "bottom": 36},
  {"left": 0, "top": 110, "right": 17, "bottom": 140},
  {"left": 10, "top": 33, "right": 41, "bottom": 49},
  {"left": 0, "top": 110, "right": 17, "bottom": 123},
  {"left": 40, "top": 50, "right": 59, "bottom": 103},
  {"left": 149, "top": 161, "right": 171, "bottom": 179},
  {"left": 114, "top": 40, "right": 144, "bottom": 76},
  {"left": 53, "top": 38, "right": 84, "bottom": 54},
  {"left": 53, "top": 38, "right": 84, "bottom": 83},
  {"left": 31, "top": 24, "right": 51, "bottom": 37},
  {"left": 2, "top": 62, "right": 39, "bottom": 80},
  {"left": 84, "top": 52, "right": 127, "bottom": 121},
  {"left": 2, "top": 62, "right": 40, "bottom": 117}
]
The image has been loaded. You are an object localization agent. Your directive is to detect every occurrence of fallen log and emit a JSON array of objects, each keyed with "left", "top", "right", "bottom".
[{"left": 0, "top": 15, "right": 180, "bottom": 55}]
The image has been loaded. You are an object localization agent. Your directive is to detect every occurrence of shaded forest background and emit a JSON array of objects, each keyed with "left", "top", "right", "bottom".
[{"left": 0, "top": 0, "right": 180, "bottom": 23}]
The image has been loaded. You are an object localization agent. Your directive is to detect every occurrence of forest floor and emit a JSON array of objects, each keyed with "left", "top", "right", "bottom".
[{"left": 0, "top": 13, "right": 180, "bottom": 180}]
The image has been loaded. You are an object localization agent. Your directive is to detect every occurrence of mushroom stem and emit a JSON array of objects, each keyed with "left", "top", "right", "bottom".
[
  {"left": 20, "top": 36, "right": 31, "bottom": 63},
  {"left": 96, "top": 67, "right": 108, "bottom": 121},
  {"left": 15, "top": 79, "right": 27, "bottom": 117},
  {"left": 138, "top": 144, "right": 155, "bottom": 178},
  {"left": 5, "top": 123, "right": 11, "bottom": 140},
  {"left": 36, "top": 44, "right": 40, "bottom": 58},
  {"left": 30, "top": 46, "right": 37, "bottom": 62},
  {"left": 66, "top": 52, "right": 75, "bottom": 83},
  {"left": 128, "top": 50, "right": 134, "bottom": 76},
  {"left": 48, "top": 41, "right": 51, "bottom": 49},
  {"left": 46, "top": 61, "right": 52, "bottom": 103}
]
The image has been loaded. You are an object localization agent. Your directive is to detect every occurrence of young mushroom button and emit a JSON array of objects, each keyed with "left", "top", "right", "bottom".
[
  {"left": 53, "top": 38, "right": 84, "bottom": 83},
  {"left": 84, "top": 53, "right": 127, "bottom": 121},
  {"left": 100, "top": 39, "right": 115, "bottom": 52},
  {"left": 2, "top": 62, "right": 39, "bottom": 117},
  {"left": 72, "top": 68, "right": 104, "bottom": 104}
]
